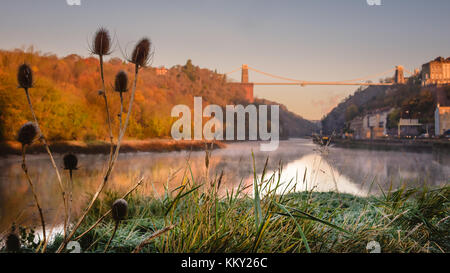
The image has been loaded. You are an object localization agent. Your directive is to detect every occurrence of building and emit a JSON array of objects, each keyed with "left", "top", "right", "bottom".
[
  {"left": 366, "top": 108, "right": 392, "bottom": 139},
  {"left": 435, "top": 104, "right": 450, "bottom": 136},
  {"left": 349, "top": 116, "right": 364, "bottom": 139},
  {"left": 156, "top": 66, "right": 168, "bottom": 76},
  {"left": 421, "top": 57, "right": 450, "bottom": 86},
  {"left": 397, "top": 119, "right": 422, "bottom": 137},
  {"left": 349, "top": 108, "right": 393, "bottom": 139}
]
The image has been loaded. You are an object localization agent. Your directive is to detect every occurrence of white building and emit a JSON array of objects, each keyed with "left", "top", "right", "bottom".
[{"left": 435, "top": 104, "right": 450, "bottom": 136}]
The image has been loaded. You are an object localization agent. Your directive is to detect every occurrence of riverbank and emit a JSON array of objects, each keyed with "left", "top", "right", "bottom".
[
  {"left": 0, "top": 139, "right": 225, "bottom": 156},
  {"left": 331, "top": 138, "right": 450, "bottom": 152},
  {"left": 36, "top": 184, "right": 448, "bottom": 253}
]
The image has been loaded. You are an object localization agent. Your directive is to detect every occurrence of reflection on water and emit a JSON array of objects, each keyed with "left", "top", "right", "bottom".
[
  {"left": 0, "top": 138, "right": 448, "bottom": 233},
  {"left": 262, "top": 154, "right": 365, "bottom": 197}
]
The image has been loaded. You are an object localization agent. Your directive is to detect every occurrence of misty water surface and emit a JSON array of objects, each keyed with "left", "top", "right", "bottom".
[{"left": 0, "top": 138, "right": 448, "bottom": 233}]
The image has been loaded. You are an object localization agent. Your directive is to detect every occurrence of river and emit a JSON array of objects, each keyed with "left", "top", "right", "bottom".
[{"left": 0, "top": 138, "right": 448, "bottom": 233}]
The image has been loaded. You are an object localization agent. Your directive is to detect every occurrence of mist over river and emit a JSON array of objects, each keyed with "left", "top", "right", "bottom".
[{"left": 0, "top": 138, "right": 448, "bottom": 233}]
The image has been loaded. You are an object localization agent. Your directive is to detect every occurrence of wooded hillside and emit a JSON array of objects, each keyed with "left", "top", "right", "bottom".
[{"left": 0, "top": 48, "right": 315, "bottom": 141}]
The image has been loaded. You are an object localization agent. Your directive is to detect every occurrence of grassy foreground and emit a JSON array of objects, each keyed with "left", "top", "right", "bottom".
[{"left": 42, "top": 178, "right": 449, "bottom": 253}]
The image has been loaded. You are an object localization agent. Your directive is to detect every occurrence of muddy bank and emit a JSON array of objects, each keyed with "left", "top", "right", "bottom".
[
  {"left": 330, "top": 138, "right": 450, "bottom": 153},
  {"left": 0, "top": 139, "right": 225, "bottom": 156}
]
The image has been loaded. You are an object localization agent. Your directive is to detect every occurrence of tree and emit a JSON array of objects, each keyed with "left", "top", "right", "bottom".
[
  {"left": 387, "top": 108, "right": 401, "bottom": 129},
  {"left": 182, "top": 59, "right": 196, "bottom": 81},
  {"left": 345, "top": 104, "right": 358, "bottom": 122}
]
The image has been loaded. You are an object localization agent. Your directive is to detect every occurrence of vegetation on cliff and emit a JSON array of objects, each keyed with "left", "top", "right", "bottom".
[{"left": 321, "top": 75, "right": 447, "bottom": 134}]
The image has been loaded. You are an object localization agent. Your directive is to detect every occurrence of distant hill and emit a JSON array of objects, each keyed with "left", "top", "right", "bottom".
[
  {"left": 0, "top": 49, "right": 315, "bottom": 141},
  {"left": 253, "top": 98, "right": 318, "bottom": 138}
]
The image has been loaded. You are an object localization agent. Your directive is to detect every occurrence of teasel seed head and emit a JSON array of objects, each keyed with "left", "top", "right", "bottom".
[
  {"left": 114, "top": 70, "right": 128, "bottom": 93},
  {"left": 130, "top": 38, "right": 151, "bottom": 67},
  {"left": 63, "top": 153, "right": 78, "bottom": 171},
  {"left": 112, "top": 199, "right": 128, "bottom": 222},
  {"left": 92, "top": 27, "right": 111, "bottom": 56},
  {"left": 5, "top": 233, "right": 21, "bottom": 252},
  {"left": 17, "top": 122, "right": 38, "bottom": 146},
  {"left": 17, "top": 64, "right": 33, "bottom": 89}
]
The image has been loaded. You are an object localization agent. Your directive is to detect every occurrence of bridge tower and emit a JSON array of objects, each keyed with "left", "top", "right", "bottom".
[
  {"left": 240, "top": 64, "right": 254, "bottom": 103},
  {"left": 395, "top": 65, "right": 405, "bottom": 84},
  {"left": 241, "top": 64, "right": 249, "bottom": 83}
]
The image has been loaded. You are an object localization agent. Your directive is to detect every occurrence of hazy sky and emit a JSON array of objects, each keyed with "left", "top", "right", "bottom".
[{"left": 1, "top": 0, "right": 449, "bottom": 120}]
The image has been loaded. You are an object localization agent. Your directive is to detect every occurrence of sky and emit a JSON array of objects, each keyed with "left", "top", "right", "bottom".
[{"left": 1, "top": 0, "right": 450, "bottom": 120}]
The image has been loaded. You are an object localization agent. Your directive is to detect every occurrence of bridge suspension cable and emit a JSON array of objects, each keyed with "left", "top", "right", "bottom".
[
  {"left": 224, "top": 67, "right": 242, "bottom": 75},
  {"left": 247, "top": 65, "right": 396, "bottom": 84},
  {"left": 247, "top": 66, "right": 301, "bottom": 82}
]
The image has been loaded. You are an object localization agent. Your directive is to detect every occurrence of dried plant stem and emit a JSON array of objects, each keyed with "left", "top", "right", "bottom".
[
  {"left": 119, "top": 91, "right": 124, "bottom": 131},
  {"left": 99, "top": 55, "right": 114, "bottom": 162},
  {"left": 103, "top": 221, "right": 119, "bottom": 253},
  {"left": 133, "top": 225, "right": 175, "bottom": 253},
  {"left": 67, "top": 170, "right": 74, "bottom": 232},
  {"left": 57, "top": 65, "right": 141, "bottom": 253},
  {"left": 21, "top": 145, "right": 46, "bottom": 250},
  {"left": 24, "top": 88, "right": 68, "bottom": 239},
  {"left": 74, "top": 177, "right": 144, "bottom": 241},
  {"left": 111, "top": 65, "right": 139, "bottom": 165}
]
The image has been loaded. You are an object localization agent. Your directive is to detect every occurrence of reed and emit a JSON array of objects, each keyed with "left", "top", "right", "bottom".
[
  {"left": 18, "top": 64, "right": 69, "bottom": 239},
  {"left": 90, "top": 27, "right": 114, "bottom": 159},
  {"left": 63, "top": 153, "right": 78, "bottom": 231},
  {"left": 114, "top": 70, "right": 128, "bottom": 131},
  {"left": 17, "top": 122, "right": 46, "bottom": 249},
  {"left": 56, "top": 35, "right": 153, "bottom": 252},
  {"left": 5, "top": 233, "right": 21, "bottom": 253},
  {"left": 104, "top": 199, "right": 128, "bottom": 252}
]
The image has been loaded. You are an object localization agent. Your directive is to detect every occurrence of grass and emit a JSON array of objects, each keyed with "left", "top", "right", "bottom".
[{"left": 37, "top": 162, "right": 448, "bottom": 253}]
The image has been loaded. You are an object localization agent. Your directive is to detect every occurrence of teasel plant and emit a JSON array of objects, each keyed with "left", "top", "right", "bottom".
[
  {"left": 63, "top": 153, "right": 78, "bottom": 230},
  {"left": 17, "top": 122, "right": 46, "bottom": 251},
  {"left": 104, "top": 199, "right": 128, "bottom": 252},
  {"left": 57, "top": 36, "right": 153, "bottom": 253},
  {"left": 73, "top": 177, "right": 144, "bottom": 241},
  {"left": 114, "top": 70, "right": 128, "bottom": 131},
  {"left": 17, "top": 64, "right": 69, "bottom": 240},
  {"left": 5, "top": 232, "right": 21, "bottom": 253},
  {"left": 90, "top": 27, "right": 114, "bottom": 161}
]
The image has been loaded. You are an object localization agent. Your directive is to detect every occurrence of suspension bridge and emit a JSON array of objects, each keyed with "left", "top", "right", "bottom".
[{"left": 226, "top": 64, "right": 415, "bottom": 102}]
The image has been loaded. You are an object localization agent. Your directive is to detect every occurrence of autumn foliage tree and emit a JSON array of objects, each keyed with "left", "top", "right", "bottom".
[{"left": 0, "top": 49, "right": 245, "bottom": 142}]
